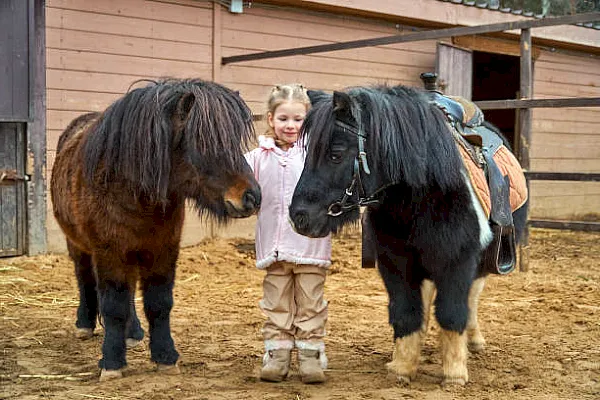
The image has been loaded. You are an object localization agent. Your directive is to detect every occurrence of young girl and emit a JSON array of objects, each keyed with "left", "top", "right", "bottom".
[{"left": 245, "top": 84, "right": 332, "bottom": 384}]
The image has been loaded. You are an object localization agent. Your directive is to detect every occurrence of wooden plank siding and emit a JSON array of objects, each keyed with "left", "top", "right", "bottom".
[
  {"left": 529, "top": 49, "right": 600, "bottom": 221},
  {"left": 45, "top": 0, "right": 216, "bottom": 252},
  {"left": 219, "top": 4, "right": 438, "bottom": 115}
]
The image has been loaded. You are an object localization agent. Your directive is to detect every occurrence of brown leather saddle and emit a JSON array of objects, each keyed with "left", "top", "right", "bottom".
[
  {"left": 431, "top": 93, "right": 517, "bottom": 275},
  {"left": 361, "top": 92, "right": 518, "bottom": 275}
]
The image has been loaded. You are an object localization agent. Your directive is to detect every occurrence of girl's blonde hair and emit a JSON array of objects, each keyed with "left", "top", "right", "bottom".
[{"left": 265, "top": 84, "right": 311, "bottom": 146}]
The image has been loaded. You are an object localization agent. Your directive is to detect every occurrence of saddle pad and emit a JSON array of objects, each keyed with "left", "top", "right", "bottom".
[{"left": 457, "top": 143, "right": 528, "bottom": 218}]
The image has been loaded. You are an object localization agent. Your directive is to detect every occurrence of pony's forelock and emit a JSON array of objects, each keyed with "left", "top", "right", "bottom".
[
  {"left": 182, "top": 80, "right": 254, "bottom": 171},
  {"left": 300, "top": 97, "right": 336, "bottom": 166}
]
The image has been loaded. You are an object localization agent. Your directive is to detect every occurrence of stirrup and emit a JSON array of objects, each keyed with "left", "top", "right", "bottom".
[{"left": 482, "top": 223, "right": 516, "bottom": 275}]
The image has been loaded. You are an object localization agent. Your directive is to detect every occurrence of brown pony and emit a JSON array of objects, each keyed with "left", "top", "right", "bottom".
[{"left": 51, "top": 78, "right": 261, "bottom": 381}]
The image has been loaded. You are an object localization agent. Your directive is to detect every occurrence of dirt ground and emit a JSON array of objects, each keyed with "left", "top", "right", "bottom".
[{"left": 1, "top": 228, "right": 599, "bottom": 400}]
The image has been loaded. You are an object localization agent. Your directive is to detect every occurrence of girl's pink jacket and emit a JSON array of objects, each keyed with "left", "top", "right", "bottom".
[{"left": 245, "top": 136, "right": 332, "bottom": 270}]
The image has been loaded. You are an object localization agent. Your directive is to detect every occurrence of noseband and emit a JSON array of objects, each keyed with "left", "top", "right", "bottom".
[{"left": 326, "top": 120, "right": 381, "bottom": 216}]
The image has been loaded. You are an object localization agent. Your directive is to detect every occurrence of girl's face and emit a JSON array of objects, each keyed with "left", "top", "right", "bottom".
[{"left": 268, "top": 101, "right": 307, "bottom": 150}]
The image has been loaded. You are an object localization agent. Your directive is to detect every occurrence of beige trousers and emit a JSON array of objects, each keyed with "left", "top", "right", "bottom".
[{"left": 260, "top": 262, "right": 328, "bottom": 342}]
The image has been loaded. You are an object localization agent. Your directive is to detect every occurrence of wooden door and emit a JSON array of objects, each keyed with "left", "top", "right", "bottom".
[
  {"left": 0, "top": 0, "right": 30, "bottom": 256},
  {"left": 436, "top": 42, "right": 473, "bottom": 99},
  {"left": 0, "top": 124, "right": 27, "bottom": 257}
]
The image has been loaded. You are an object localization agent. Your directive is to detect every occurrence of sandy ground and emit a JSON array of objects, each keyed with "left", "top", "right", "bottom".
[{"left": 1, "top": 228, "right": 599, "bottom": 400}]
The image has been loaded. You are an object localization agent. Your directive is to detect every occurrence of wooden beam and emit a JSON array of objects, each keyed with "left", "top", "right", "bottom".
[
  {"left": 529, "top": 220, "right": 600, "bottom": 232},
  {"left": 526, "top": 172, "right": 600, "bottom": 182},
  {"left": 476, "top": 97, "right": 600, "bottom": 110},
  {"left": 518, "top": 28, "right": 533, "bottom": 272},
  {"left": 222, "top": 12, "right": 600, "bottom": 64},
  {"left": 453, "top": 35, "right": 542, "bottom": 59},
  {"left": 27, "top": 0, "right": 47, "bottom": 255}
]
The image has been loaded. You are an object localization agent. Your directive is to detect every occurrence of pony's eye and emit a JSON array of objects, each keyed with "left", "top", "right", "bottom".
[{"left": 329, "top": 145, "right": 345, "bottom": 163}]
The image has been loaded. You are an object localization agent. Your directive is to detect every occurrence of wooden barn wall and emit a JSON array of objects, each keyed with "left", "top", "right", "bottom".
[
  {"left": 43, "top": 0, "right": 598, "bottom": 251},
  {"left": 43, "top": 0, "right": 440, "bottom": 252},
  {"left": 44, "top": 0, "right": 217, "bottom": 252},
  {"left": 530, "top": 50, "right": 600, "bottom": 221},
  {"left": 219, "top": 4, "right": 437, "bottom": 115}
]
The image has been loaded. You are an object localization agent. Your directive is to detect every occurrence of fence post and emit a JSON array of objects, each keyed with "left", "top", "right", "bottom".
[{"left": 519, "top": 28, "right": 532, "bottom": 272}]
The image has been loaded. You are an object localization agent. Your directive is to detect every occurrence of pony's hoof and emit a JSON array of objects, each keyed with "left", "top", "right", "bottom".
[
  {"left": 157, "top": 363, "right": 180, "bottom": 375},
  {"left": 468, "top": 341, "right": 485, "bottom": 353},
  {"left": 395, "top": 374, "right": 412, "bottom": 387},
  {"left": 126, "top": 338, "right": 142, "bottom": 349},
  {"left": 75, "top": 328, "right": 94, "bottom": 340},
  {"left": 442, "top": 376, "right": 467, "bottom": 386},
  {"left": 99, "top": 368, "right": 123, "bottom": 381},
  {"left": 386, "top": 362, "right": 414, "bottom": 386}
]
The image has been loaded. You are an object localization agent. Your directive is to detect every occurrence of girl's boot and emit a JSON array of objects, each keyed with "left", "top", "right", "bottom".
[
  {"left": 260, "top": 341, "right": 292, "bottom": 382},
  {"left": 296, "top": 341, "right": 327, "bottom": 384}
]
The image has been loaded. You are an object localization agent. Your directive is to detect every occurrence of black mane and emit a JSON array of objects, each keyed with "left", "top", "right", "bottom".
[
  {"left": 83, "top": 78, "right": 254, "bottom": 203},
  {"left": 302, "top": 85, "right": 465, "bottom": 193}
]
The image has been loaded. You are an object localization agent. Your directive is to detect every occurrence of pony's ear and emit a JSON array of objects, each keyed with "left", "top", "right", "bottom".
[
  {"left": 307, "top": 90, "right": 329, "bottom": 106},
  {"left": 173, "top": 93, "right": 195, "bottom": 146},
  {"left": 177, "top": 92, "right": 196, "bottom": 119},
  {"left": 333, "top": 91, "right": 353, "bottom": 120}
]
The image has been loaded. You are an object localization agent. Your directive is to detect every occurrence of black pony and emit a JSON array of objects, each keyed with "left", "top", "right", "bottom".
[
  {"left": 289, "top": 85, "right": 527, "bottom": 385},
  {"left": 51, "top": 78, "right": 261, "bottom": 381}
]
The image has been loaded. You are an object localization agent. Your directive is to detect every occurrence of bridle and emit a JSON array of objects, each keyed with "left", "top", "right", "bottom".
[{"left": 326, "top": 120, "right": 381, "bottom": 216}]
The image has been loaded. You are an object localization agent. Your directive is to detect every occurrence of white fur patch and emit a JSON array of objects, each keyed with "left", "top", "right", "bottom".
[
  {"left": 264, "top": 339, "right": 294, "bottom": 351},
  {"left": 461, "top": 171, "right": 493, "bottom": 249}
]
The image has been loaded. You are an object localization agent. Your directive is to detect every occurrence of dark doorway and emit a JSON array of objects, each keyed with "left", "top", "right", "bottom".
[{"left": 472, "top": 51, "right": 520, "bottom": 151}]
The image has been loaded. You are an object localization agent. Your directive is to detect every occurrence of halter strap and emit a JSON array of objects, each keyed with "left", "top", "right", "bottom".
[
  {"left": 326, "top": 120, "right": 379, "bottom": 216},
  {"left": 335, "top": 120, "right": 371, "bottom": 174}
]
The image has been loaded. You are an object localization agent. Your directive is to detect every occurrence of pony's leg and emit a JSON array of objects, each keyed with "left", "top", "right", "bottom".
[
  {"left": 139, "top": 250, "right": 180, "bottom": 373},
  {"left": 439, "top": 329, "right": 468, "bottom": 386},
  {"left": 126, "top": 292, "right": 145, "bottom": 348},
  {"left": 119, "top": 253, "right": 144, "bottom": 348},
  {"left": 434, "top": 261, "right": 475, "bottom": 386},
  {"left": 388, "top": 331, "right": 421, "bottom": 386},
  {"left": 420, "top": 279, "right": 436, "bottom": 336},
  {"left": 68, "top": 241, "right": 97, "bottom": 340},
  {"left": 94, "top": 255, "right": 136, "bottom": 381},
  {"left": 467, "top": 277, "right": 486, "bottom": 352},
  {"left": 361, "top": 209, "right": 378, "bottom": 269},
  {"left": 378, "top": 255, "right": 423, "bottom": 385}
]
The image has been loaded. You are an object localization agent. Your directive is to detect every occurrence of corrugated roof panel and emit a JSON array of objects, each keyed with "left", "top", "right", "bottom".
[{"left": 436, "top": 0, "right": 599, "bottom": 29}]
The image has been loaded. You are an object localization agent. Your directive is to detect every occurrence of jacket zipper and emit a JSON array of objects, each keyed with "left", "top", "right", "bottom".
[{"left": 274, "top": 153, "right": 287, "bottom": 260}]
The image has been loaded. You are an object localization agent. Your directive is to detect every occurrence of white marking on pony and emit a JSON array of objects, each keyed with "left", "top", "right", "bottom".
[
  {"left": 461, "top": 171, "right": 493, "bottom": 249},
  {"left": 386, "top": 331, "right": 421, "bottom": 384},
  {"left": 467, "top": 277, "right": 486, "bottom": 352},
  {"left": 420, "top": 279, "right": 436, "bottom": 335},
  {"left": 99, "top": 368, "right": 123, "bottom": 381},
  {"left": 440, "top": 329, "right": 468, "bottom": 385}
]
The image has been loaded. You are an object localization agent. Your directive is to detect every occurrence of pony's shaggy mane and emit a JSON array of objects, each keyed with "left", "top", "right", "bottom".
[
  {"left": 83, "top": 78, "right": 254, "bottom": 204},
  {"left": 302, "top": 85, "right": 466, "bottom": 193}
]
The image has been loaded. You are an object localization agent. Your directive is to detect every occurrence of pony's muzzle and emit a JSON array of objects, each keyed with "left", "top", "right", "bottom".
[
  {"left": 289, "top": 205, "right": 329, "bottom": 238},
  {"left": 290, "top": 209, "right": 310, "bottom": 233},
  {"left": 225, "top": 186, "right": 261, "bottom": 217}
]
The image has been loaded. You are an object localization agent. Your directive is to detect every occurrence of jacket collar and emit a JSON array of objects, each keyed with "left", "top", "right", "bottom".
[{"left": 258, "top": 135, "right": 299, "bottom": 156}]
